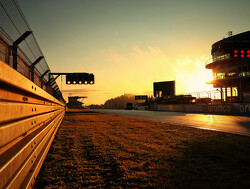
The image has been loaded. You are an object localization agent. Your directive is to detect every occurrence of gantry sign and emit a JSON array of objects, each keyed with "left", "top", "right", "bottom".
[
  {"left": 48, "top": 73, "right": 95, "bottom": 85},
  {"left": 66, "top": 73, "right": 94, "bottom": 85}
]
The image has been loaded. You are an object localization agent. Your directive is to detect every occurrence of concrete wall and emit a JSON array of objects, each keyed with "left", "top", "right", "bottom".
[{"left": 150, "top": 103, "right": 250, "bottom": 115}]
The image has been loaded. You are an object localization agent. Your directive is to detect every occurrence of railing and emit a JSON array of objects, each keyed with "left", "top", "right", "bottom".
[
  {"left": 0, "top": 1, "right": 66, "bottom": 188},
  {"left": 205, "top": 58, "right": 213, "bottom": 66},
  {"left": 0, "top": 0, "right": 64, "bottom": 102},
  {"left": 0, "top": 60, "right": 65, "bottom": 188},
  {"left": 205, "top": 54, "right": 231, "bottom": 67}
]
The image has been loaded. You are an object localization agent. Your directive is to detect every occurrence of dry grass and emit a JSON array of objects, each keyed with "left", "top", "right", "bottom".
[{"left": 34, "top": 110, "right": 250, "bottom": 188}]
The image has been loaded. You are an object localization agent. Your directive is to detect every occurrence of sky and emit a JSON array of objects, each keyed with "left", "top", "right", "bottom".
[{"left": 18, "top": 0, "right": 250, "bottom": 105}]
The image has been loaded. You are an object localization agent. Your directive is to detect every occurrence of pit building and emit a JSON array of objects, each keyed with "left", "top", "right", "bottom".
[{"left": 206, "top": 31, "right": 250, "bottom": 103}]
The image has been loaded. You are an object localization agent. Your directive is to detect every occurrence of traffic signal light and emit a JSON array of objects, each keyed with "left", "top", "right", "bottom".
[
  {"left": 66, "top": 73, "right": 78, "bottom": 84},
  {"left": 66, "top": 73, "right": 73, "bottom": 84},
  {"left": 89, "top": 73, "right": 94, "bottom": 84},
  {"left": 66, "top": 73, "right": 95, "bottom": 85},
  {"left": 72, "top": 74, "right": 77, "bottom": 85},
  {"left": 82, "top": 73, "right": 89, "bottom": 84}
]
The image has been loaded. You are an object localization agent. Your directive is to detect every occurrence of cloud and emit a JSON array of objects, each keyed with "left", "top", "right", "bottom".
[
  {"left": 99, "top": 49, "right": 127, "bottom": 66},
  {"left": 98, "top": 46, "right": 213, "bottom": 95},
  {"left": 173, "top": 56, "right": 213, "bottom": 93},
  {"left": 65, "top": 45, "right": 213, "bottom": 105}
]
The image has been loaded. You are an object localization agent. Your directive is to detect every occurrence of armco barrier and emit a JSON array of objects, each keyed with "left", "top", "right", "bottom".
[
  {"left": 0, "top": 60, "right": 65, "bottom": 189},
  {"left": 152, "top": 103, "right": 250, "bottom": 115}
]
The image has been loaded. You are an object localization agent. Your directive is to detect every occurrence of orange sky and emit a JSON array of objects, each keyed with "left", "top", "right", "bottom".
[{"left": 20, "top": 0, "right": 250, "bottom": 105}]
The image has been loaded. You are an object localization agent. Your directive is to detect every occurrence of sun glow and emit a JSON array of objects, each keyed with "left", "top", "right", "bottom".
[
  {"left": 175, "top": 57, "right": 214, "bottom": 94},
  {"left": 186, "top": 69, "right": 213, "bottom": 92}
]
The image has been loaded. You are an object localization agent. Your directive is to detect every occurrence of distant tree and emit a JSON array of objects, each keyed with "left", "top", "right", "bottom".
[{"left": 104, "top": 94, "right": 137, "bottom": 109}]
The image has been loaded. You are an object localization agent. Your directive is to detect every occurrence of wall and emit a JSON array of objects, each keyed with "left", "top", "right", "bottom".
[{"left": 150, "top": 103, "right": 250, "bottom": 115}]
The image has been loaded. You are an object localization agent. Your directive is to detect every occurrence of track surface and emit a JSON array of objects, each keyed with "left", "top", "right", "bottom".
[{"left": 92, "top": 109, "right": 250, "bottom": 135}]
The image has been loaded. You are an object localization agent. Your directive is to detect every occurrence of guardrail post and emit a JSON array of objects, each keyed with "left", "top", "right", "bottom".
[
  {"left": 11, "top": 31, "right": 32, "bottom": 70},
  {"left": 30, "top": 56, "right": 44, "bottom": 82},
  {"left": 40, "top": 70, "right": 50, "bottom": 88}
]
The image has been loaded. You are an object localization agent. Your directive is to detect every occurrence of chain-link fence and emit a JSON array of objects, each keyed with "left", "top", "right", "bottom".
[{"left": 0, "top": 0, "right": 64, "bottom": 101}]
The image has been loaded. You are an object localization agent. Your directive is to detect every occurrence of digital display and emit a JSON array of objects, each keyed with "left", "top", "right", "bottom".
[{"left": 234, "top": 50, "right": 250, "bottom": 58}]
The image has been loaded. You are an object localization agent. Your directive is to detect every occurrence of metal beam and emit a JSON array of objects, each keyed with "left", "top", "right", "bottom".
[
  {"left": 46, "top": 80, "right": 56, "bottom": 86},
  {"left": 11, "top": 31, "right": 32, "bottom": 70},
  {"left": 30, "top": 56, "right": 44, "bottom": 82},
  {"left": 31, "top": 56, "right": 44, "bottom": 67},
  {"left": 54, "top": 86, "right": 59, "bottom": 90},
  {"left": 41, "top": 70, "right": 50, "bottom": 78},
  {"left": 13, "top": 31, "right": 32, "bottom": 46},
  {"left": 40, "top": 70, "right": 50, "bottom": 88},
  {"left": 49, "top": 75, "right": 60, "bottom": 85}
]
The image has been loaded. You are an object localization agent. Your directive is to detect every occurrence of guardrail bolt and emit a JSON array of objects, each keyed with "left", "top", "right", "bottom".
[{"left": 23, "top": 97, "right": 28, "bottom": 101}]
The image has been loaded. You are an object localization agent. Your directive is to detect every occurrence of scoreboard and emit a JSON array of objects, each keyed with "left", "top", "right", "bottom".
[{"left": 233, "top": 50, "right": 250, "bottom": 58}]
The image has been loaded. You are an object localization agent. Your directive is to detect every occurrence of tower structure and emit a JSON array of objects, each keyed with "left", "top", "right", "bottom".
[{"left": 206, "top": 31, "right": 250, "bottom": 103}]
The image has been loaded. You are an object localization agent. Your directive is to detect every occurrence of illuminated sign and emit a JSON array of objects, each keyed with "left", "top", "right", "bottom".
[
  {"left": 234, "top": 50, "right": 250, "bottom": 58},
  {"left": 66, "top": 73, "right": 94, "bottom": 85}
]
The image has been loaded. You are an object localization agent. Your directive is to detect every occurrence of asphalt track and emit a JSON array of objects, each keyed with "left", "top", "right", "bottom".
[{"left": 91, "top": 109, "right": 250, "bottom": 136}]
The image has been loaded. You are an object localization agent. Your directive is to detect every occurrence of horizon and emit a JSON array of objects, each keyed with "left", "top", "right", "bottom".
[{"left": 18, "top": 0, "right": 250, "bottom": 105}]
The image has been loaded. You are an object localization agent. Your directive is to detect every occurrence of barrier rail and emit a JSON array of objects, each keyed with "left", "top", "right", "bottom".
[
  {"left": 151, "top": 103, "right": 250, "bottom": 115},
  {"left": 0, "top": 60, "right": 65, "bottom": 188}
]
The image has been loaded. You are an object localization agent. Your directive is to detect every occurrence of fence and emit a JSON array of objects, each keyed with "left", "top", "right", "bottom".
[
  {"left": 0, "top": 0, "right": 66, "bottom": 188},
  {"left": 0, "top": 0, "right": 63, "bottom": 101}
]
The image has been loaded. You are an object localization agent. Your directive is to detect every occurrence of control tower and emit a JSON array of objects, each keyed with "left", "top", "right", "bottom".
[{"left": 206, "top": 31, "right": 250, "bottom": 103}]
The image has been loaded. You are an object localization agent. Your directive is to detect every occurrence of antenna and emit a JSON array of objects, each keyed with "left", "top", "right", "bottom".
[{"left": 227, "top": 31, "right": 233, "bottom": 37}]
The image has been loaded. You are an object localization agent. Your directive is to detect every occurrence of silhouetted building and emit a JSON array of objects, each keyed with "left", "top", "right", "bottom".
[
  {"left": 206, "top": 31, "right": 250, "bottom": 103},
  {"left": 153, "top": 81, "right": 195, "bottom": 104},
  {"left": 67, "top": 96, "right": 87, "bottom": 109},
  {"left": 153, "top": 81, "right": 175, "bottom": 97}
]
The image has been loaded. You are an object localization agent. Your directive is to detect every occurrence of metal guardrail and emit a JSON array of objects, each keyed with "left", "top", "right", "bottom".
[
  {"left": 0, "top": 1, "right": 66, "bottom": 187},
  {"left": 0, "top": 60, "right": 65, "bottom": 188}
]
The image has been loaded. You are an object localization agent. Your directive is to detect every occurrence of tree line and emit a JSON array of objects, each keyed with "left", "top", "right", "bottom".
[{"left": 103, "top": 94, "right": 137, "bottom": 109}]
